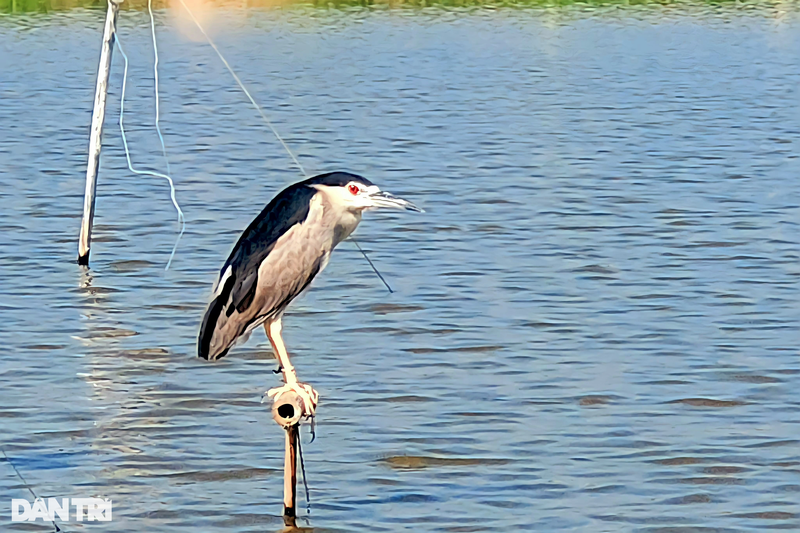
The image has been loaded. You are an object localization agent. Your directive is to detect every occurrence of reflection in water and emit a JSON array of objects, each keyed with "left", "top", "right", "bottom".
[
  {"left": 1, "top": 3, "right": 799, "bottom": 532},
  {"left": 279, "top": 515, "right": 315, "bottom": 532},
  {"left": 76, "top": 266, "right": 155, "bottom": 500}
]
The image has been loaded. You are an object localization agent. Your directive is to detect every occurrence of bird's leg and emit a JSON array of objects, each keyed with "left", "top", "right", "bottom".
[
  {"left": 266, "top": 318, "right": 297, "bottom": 383},
  {"left": 264, "top": 318, "right": 318, "bottom": 417}
]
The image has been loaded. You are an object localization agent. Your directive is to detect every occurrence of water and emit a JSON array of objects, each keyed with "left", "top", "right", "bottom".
[{"left": 1, "top": 3, "right": 800, "bottom": 531}]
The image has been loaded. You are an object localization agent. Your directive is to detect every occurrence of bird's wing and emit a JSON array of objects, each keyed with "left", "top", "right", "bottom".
[
  {"left": 198, "top": 184, "right": 317, "bottom": 360},
  {"left": 223, "top": 184, "right": 316, "bottom": 315}
]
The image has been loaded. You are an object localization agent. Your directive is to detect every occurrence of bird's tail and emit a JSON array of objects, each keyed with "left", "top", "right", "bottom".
[{"left": 198, "top": 275, "right": 235, "bottom": 360}]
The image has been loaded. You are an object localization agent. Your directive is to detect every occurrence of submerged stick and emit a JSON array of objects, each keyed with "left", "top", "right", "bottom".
[{"left": 78, "top": 0, "right": 121, "bottom": 266}]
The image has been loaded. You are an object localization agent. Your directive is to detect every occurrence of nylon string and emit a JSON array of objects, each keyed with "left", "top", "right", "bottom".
[
  {"left": 114, "top": 11, "right": 185, "bottom": 271},
  {"left": 174, "top": 0, "right": 392, "bottom": 293},
  {"left": 175, "top": 0, "right": 307, "bottom": 177},
  {"left": 2, "top": 449, "right": 62, "bottom": 532}
]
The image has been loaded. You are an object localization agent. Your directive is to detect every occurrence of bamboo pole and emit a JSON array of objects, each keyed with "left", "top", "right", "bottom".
[
  {"left": 78, "top": 0, "right": 121, "bottom": 266},
  {"left": 271, "top": 390, "right": 304, "bottom": 524},
  {"left": 283, "top": 425, "right": 298, "bottom": 522}
]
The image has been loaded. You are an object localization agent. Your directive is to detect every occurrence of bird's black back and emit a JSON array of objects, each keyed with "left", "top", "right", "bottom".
[{"left": 198, "top": 181, "right": 315, "bottom": 359}]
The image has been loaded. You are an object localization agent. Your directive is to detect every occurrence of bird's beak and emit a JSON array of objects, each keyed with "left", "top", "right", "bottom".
[{"left": 368, "top": 191, "right": 424, "bottom": 213}]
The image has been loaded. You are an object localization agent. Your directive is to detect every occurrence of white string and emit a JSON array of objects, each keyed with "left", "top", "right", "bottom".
[
  {"left": 148, "top": 0, "right": 171, "bottom": 176},
  {"left": 175, "top": 0, "right": 307, "bottom": 177},
  {"left": 114, "top": 20, "right": 186, "bottom": 271},
  {"left": 148, "top": 0, "right": 185, "bottom": 270}
]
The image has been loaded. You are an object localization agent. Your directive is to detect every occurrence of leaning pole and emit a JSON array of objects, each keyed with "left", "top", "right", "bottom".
[{"left": 78, "top": 0, "right": 121, "bottom": 266}]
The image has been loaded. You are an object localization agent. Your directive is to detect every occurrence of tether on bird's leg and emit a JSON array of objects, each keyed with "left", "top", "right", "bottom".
[
  {"left": 114, "top": 29, "right": 185, "bottom": 271},
  {"left": 297, "top": 427, "right": 312, "bottom": 515},
  {"left": 2, "top": 449, "right": 62, "bottom": 532}
]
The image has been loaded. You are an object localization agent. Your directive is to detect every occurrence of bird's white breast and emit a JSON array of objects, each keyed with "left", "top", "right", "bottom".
[{"left": 253, "top": 191, "right": 348, "bottom": 306}]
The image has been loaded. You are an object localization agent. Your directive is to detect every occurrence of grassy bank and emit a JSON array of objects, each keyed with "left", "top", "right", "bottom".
[{"left": 0, "top": 0, "right": 794, "bottom": 15}]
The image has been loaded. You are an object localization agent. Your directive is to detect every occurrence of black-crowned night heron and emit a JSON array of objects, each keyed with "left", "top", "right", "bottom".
[{"left": 198, "top": 171, "right": 422, "bottom": 417}]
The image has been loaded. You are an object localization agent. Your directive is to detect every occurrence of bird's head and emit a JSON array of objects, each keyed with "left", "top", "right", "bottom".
[{"left": 305, "top": 172, "right": 423, "bottom": 213}]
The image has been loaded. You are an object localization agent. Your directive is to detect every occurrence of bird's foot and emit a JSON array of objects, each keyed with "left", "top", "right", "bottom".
[{"left": 266, "top": 382, "right": 319, "bottom": 418}]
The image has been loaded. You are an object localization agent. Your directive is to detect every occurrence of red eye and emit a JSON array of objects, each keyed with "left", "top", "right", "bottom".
[{"left": 348, "top": 184, "right": 360, "bottom": 195}]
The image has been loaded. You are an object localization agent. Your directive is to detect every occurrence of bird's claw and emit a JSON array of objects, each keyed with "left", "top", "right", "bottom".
[{"left": 266, "top": 382, "right": 319, "bottom": 418}]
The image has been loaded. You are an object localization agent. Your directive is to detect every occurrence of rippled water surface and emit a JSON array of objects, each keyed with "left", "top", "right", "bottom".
[{"left": 1, "top": 3, "right": 799, "bottom": 531}]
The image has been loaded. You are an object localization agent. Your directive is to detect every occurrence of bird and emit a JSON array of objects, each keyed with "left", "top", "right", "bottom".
[{"left": 198, "top": 171, "right": 422, "bottom": 417}]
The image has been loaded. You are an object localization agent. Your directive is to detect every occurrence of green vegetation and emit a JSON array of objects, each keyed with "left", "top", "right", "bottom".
[
  {"left": 1, "top": 0, "right": 98, "bottom": 13},
  {"left": 0, "top": 0, "right": 794, "bottom": 15}
]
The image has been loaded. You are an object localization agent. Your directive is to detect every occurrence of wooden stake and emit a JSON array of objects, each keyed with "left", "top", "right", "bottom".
[
  {"left": 78, "top": 0, "right": 121, "bottom": 266},
  {"left": 271, "top": 390, "right": 304, "bottom": 524},
  {"left": 283, "top": 424, "right": 298, "bottom": 523}
]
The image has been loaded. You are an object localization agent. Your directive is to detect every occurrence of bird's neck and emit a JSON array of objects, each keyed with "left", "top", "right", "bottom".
[
  {"left": 333, "top": 209, "right": 361, "bottom": 247},
  {"left": 314, "top": 188, "right": 362, "bottom": 247}
]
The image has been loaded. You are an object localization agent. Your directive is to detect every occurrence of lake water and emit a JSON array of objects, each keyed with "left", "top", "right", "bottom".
[{"left": 1, "top": 2, "right": 799, "bottom": 531}]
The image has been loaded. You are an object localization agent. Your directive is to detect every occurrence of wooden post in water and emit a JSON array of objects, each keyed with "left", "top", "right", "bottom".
[
  {"left": 271, "top": 390, "right": 305, "bottom": 525},
  {"left": 78, "top": 0, "right": 121, "bottom": 266},
  {"left": 283, "top": 425, "right": 299, "bottom": 521}
]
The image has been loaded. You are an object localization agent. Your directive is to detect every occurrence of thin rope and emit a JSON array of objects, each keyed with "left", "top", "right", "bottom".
[
  {"left": 2, "top": 449, "right": 62, "bottom": 532},
  {"left": 175, "top": 0, "right": 306, "bottom": 176},
  {"left": 148, "top": 0, "right": 185, "bottom": 270},
  {"left": 148, "top": 0, "right": 171, "bottom": 177},
  {"left": 114, "top": 27, "right": 185, "bottom": 271},
  {"left": 175, "top": 1, "right": 393, "bottom": 293},
  {"left": 351, "top": 237, "right": 392, "bottom": 293},
  {"left": 296, "top": 429, "right": 311, "bottom": 514}
]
